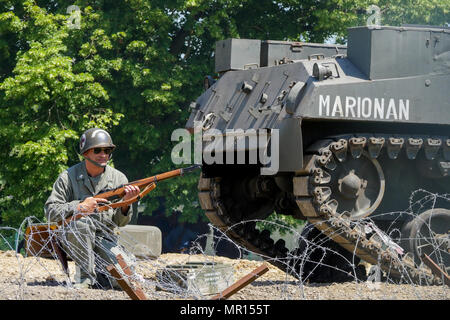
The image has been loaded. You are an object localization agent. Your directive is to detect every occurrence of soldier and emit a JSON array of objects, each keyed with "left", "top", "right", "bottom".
[{"left": 44, "top": 128, "right": 140, "bottom": 289}]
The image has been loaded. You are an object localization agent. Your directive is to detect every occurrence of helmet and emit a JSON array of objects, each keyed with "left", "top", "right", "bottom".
[{"left": 79, "top": 128, "right": 116, "bottom": 155}]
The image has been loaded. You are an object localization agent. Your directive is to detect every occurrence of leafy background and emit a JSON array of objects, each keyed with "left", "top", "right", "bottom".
[{"left": 0, "top": 0, "right": 448, "bottom": 231}]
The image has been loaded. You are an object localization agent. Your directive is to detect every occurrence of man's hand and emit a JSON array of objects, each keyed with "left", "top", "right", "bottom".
[
  {"left": 77, "top": 197, "right": 108, "bottom": 213},
  {"left": 123, "top": 185, "right": 140, "bottom": 201},
  {"left": 121, "top": 185, "right": 140, "bottom": 215}
]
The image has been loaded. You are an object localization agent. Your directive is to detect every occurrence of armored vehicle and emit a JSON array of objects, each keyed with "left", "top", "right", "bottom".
[{"left": 186, "top": 25, "right": 450, "bottom": 283}]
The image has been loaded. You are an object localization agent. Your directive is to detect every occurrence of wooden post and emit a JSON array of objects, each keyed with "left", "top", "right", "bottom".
[
  {"left": 106, "top": 254, "right": 148, "bottom": 300},
  {"left": 421, "top": 253, "right": 450, "bottom": 287},
  {"left": 50, "top": 237, "right": 69, "bottom": 277},
  {"left": 116, "top": 254, "right": 134, "bottom": 277},
  {"left": 211, "top": 263, "right": 269, "bottom": 300}
]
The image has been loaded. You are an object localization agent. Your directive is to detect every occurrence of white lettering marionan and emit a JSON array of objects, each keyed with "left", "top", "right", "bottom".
[{"left": 319, "top": 95, "right": 410, "bottom": 120}]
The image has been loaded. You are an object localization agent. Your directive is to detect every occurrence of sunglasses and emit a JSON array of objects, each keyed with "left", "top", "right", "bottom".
[{"left": 93, "top": 147, "right": 114, "bottom": 155}]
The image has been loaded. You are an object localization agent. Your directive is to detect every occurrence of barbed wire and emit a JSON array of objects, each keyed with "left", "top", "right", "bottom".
[{"left": 0, "top": 190, "right": 448, "bottom": 300}]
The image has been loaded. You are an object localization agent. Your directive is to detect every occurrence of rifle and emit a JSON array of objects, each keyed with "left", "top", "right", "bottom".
[
  {"left": 23, "top": 164, "right": 202, "bottom": 264},
  {"left": 61, "top": 164, "right": 202, "bottom": 227}
]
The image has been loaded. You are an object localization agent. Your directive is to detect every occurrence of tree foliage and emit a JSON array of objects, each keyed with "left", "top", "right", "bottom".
[
  {"left": 0, "top": 1, "right": 122, "bottom": 226},
  {"left": 0, "top": 0, "right": 448, "bottom": 227}
]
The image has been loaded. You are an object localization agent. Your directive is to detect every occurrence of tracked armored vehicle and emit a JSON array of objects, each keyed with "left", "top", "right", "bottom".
[{"left": 186, "top": 25, "right": 450, "bottom": 284}]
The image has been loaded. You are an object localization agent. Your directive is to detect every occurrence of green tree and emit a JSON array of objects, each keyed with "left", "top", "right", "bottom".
[
  {"left": 0, "top": 1, "right": 122, "bottom": 227},
  {"left": 0, "top": 0, "right": 448, "bottom": 228}
]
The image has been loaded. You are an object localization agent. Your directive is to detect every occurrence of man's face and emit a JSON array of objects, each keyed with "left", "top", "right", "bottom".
[{"left": 83, "top": 147, "right": 112, "bottom": 167}]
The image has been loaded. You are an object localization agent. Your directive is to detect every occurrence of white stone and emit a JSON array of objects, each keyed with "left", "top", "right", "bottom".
[{"left": 116, "top": 225, "right": 162, "bottom": 259}]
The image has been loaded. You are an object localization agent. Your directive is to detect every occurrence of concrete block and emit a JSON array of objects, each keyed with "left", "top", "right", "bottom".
[{"left": 116, "top": 225, "right": 162, "bottom": 259}]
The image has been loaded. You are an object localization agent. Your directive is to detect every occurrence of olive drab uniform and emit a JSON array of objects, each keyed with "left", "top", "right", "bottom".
[{"left": 44, "top": 161, "right": 136, "bottom": 288}]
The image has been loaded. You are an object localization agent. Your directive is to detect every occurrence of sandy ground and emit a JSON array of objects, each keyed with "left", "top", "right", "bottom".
[{"left": 0, "top": 250, "right": 448, "bottom": 300}]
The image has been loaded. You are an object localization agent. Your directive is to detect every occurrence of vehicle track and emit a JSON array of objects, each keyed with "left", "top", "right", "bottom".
[{"left": 198, "top": 134, "right": 450, "bottom": 285}]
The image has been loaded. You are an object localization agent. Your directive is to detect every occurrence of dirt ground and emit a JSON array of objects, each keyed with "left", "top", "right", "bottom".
[{"left": 0, "top": 250, "right": 448, "bottom": 300}]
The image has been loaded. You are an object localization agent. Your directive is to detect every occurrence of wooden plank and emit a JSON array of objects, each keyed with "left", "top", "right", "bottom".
[
  {"left": 421, "top": 253, "right": 450, "bottom": 287},
  {"left": 106, "top": 264, "right": 147, "bottom": 300},
  {"left": 24, "top": 224, "right": 58, "bottom": 258},
  {"left": 115, "top": 254, "right": 148, "bottom": 296},
  {"left": 116, "top": 254, "right": 133, "bottom": 277},
  {"left": 211, "top": 263, "right": 269, "bottom": 300},
  {"left": 105, "top": 255, "right": 147, "bottom": 300}
]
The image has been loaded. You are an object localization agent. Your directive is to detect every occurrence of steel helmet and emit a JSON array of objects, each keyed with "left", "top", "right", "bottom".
[{"left": 79, "top": 128, "right": 116, "bottom": 155}]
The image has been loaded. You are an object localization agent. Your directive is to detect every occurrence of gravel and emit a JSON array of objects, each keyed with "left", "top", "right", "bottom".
[{"left": 0, "top": 250, "right": 448, "bottom": 300}]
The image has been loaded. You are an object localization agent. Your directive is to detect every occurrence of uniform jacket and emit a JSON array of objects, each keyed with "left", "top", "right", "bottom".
[{"left": 44, "top": 161, "right": 133, "bottom": 228}]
